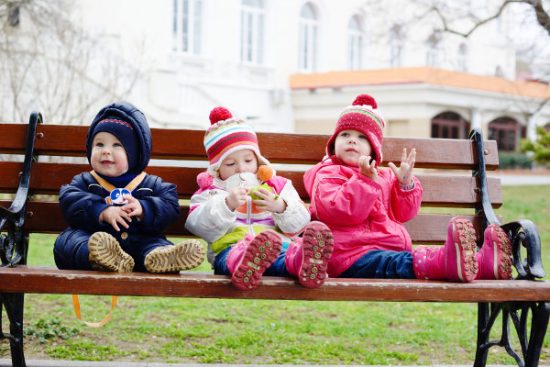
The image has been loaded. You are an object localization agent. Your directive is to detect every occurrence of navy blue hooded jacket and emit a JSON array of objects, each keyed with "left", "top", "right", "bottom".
[{"left": 59, "top": 102, "right": 179, "bottom": 237}]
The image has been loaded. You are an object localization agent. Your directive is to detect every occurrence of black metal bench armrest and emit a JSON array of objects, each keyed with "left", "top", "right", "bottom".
[
  {"left": 502, "top": 219, "right": 545, "bottom": 280},
  {"left": 0, "top": 187, "right": 29, "bottom": 224},
  {"left": 469, "top": 128, "right": 545, "bottom": 280},
  {"left": 0, "top": 112, "right": 41, "bottom": 267}
]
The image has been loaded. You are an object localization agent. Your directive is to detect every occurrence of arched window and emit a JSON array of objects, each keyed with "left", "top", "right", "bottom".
[
  {"left": 426, "top": 32, "right": 442, "bottom": 67},
  {"left": 488, "top": 117, "right": 525, "bottom": 151},
  {"left": 172, "top": 0, "right": 202, "bottom": 54},
  {"left": 389, "top": 25, "right": 404, "bottom": 67},
  {"left": 347, "top": 15, "right": 363, "bottom": 70},
  {"left": 240, "top": 0, "right": 265, "bottom": 64},
  {"left": 431, "top": 112, "right": 470, "bottom": 139},
  {"left": 298, "top": 3, "right": 319, "bottom": 72},
  {"left": 457, "top": 43, "right": 468, "bottom": 72}
]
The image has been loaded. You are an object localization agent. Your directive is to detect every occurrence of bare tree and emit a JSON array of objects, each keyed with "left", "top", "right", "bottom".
[
  {"left": 418, "top": 0, "right": 550, "bottom": 137},
  {"left": 0, "top": 0, "right": 143, "bottom": 124}
]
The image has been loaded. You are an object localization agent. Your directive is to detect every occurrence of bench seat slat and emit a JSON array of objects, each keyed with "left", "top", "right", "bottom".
[
  {"left": 0, "top": 267, "right": 548, "bottom": 302},
  {"left": 0, "top": 123, "right": 498, "bottom": 168}
]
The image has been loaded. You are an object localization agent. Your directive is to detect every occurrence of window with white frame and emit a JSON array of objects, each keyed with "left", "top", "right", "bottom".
[
  {"left": 389, "top": 25, "right": 404, "bottom": 67},
  {"left": 426, "top": 32, "right": 442, "bottom": 67},
  {"left": 348, "top": 15, "right": 363, "bottom": 70},
  {"left": 457, "top": 43, "right": 468, "bottom": 72},
  {"left": 298, "top": 3, "right": 319, "bottom": 72},
  {"left": 172, "top": 0, "right": 202, "bottom": 54},
  {"left": 240, "top": 0, "right": 265, "bottom": 64}
]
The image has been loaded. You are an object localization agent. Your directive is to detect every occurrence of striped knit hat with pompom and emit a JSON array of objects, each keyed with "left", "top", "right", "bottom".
[
  {"left": 326, "top": 94, "right": 386, "bottom": 167},
  {"left": 204, "top": 106, "right": 270, "bottom": 177}
]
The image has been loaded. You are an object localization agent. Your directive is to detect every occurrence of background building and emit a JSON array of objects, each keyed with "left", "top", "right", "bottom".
[{"left": 1, "top": 0, "right": 550, "bottom": 152}]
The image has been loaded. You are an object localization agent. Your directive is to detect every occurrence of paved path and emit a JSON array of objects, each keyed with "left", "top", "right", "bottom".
[{"left": 496, "top": 174, "right": 550, "bottom": 186}]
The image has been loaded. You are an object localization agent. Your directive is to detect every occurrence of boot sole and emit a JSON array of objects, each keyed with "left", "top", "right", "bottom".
[
  {"left": 88, "top": 232, "right": 134, "bottom": 273},
  {"left": 231, "top": 231, "right": 282, "bottom": 291},
  {"left": 487, "top": 225, "right": 513, "bottom": 279},
  {"left": 145, "top": 240, "right": 205, "bottom": 273},
  {"left": 451, "top": 219, "right": 478, "bottom": 282},
  {"left": 298, "top": 222, "right": 334, "bottom": 288}
]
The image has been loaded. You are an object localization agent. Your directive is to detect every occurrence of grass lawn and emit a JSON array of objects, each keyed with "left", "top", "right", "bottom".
[{"left": 1, "top": 185, "right": 549, "bottom": 364}]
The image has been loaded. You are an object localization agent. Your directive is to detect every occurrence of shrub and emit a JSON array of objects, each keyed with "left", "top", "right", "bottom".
[{"left": 498, "top": 151, "right": 533, "bottom": 169}]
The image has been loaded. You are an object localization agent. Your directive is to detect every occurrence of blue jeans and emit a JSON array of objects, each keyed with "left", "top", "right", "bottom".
[
  {"left": 213, "top": 242, "right": 290, "bottom": 277},
  {"left": 340, "top": 250, "right": 415, "bottom": 279}
]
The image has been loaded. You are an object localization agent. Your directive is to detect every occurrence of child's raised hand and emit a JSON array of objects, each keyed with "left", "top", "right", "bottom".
[
  {"left": 121, "top": 195, "right": 143, "bottom": 220},
  {"left": 252, "top": 188, "right": 286, "bottom": 213},
  {"left": 99, "top": 206, "right": 131, "bottom": 232},
  {"left": 225, "top": 187, "right": 248, "bottom": 211},
  {"left": 358, "top": 155, "right": 378, "bottom": 181},
  {"left": 388, "top": 148, "right": 416, "bottom": 186}
]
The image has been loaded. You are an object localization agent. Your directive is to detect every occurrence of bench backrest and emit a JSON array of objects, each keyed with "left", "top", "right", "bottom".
[{"left": 0, "top": 121, "right": 501, "bottom": 246}]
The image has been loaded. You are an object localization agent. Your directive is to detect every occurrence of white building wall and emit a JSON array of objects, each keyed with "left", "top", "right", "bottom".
[{"left": 2, "top": 0, "right": 544, "bottom": 136}]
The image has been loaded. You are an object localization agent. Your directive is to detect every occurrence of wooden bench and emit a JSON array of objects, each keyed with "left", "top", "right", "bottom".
[{"left": 1, "top": 112, "right": 549, "bottom": 367}]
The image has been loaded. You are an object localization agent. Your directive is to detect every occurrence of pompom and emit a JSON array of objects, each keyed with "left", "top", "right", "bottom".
[
  {"left": 352, "top": 94, "right": 377, "bottom": 108},
  {"left": 209, "top": 107, "right": 233, "bottom": 125},
  {"left": 257, "top": 165, "right": 274, "bottom": 182},
  {"left": 197, "top": 171, "right": 213, "bottom": 189}
]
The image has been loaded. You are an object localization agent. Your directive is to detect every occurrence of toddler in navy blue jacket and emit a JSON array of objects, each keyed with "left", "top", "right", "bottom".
[{"left": 53, "top": 102, "right": 205, "bottom": 273}]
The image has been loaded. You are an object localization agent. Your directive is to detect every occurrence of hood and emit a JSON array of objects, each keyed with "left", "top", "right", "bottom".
[{"left": 86, "top": 101, "right": 151, "bottom": 174}]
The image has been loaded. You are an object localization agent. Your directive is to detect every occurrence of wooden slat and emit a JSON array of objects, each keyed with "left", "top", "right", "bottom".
[
  {"left": 0, "top": 123, "right": 27, "bottom": 154},
  {"left": 0, "top": 124, "right": 499, "bottom": 168},
  {"left": 14, "top": 200, "right": 485, "bottom": 243},
  {"left": 0, "top": 266, "right": 549, "bottom": 302},
  {"left": 0, "top": 162, "right": 502, "bottom": 206}
]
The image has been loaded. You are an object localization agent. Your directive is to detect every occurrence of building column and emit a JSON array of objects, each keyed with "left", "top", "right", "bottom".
[
  {"left": 527, "top": 113, "right": 538, "bottom": 141},
  {"left": 471, "top": 108, "right": 482, "bottom": 131}
]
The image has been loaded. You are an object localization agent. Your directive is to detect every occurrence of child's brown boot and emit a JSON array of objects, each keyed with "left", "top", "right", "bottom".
[
  {"left": 88, "top": 232, "right": 134, "bottom": 272},
  {"left": 144, "top": 240, "right": 205, "bottom": 273}
]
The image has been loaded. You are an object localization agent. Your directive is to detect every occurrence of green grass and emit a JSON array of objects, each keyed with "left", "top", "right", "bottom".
[{"left": 1, "top": 185, "right": 550, "bottom": 364}]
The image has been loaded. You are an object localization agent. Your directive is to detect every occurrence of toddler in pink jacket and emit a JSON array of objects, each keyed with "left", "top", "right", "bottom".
[
  {"left": 303, "top": 94, "right": 512, "bottom": 282},
  {"left": 186, "top": 106, "right": 334, "bottom": 291}
]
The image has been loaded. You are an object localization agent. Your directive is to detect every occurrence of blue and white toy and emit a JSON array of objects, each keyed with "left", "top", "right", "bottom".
[{"left": 107, "top": 188, "right": 131, "bottom": 205}]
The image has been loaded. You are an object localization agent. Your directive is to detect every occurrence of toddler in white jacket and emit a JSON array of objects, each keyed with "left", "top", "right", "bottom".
[{"left": 185, "top": 106, "right": 333, "bottom": 290}]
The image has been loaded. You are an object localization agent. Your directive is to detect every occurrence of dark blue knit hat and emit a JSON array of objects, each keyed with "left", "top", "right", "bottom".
[
  {"left": 87, "top": 101, "right": 151, "bottom": 174},
  {"left": 92, "top": 118, "right": 139, "bottom": 172}
]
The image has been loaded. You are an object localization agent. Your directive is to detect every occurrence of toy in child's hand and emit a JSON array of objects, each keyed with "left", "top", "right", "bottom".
[
  {"left": 257, "top": 165, "right": 274, "bottom": 182},
  {"left": 249, "top": 183, "right": 274, "bottom": 200},
  {"left": 249, "top": 165, "right": 275, "bottom": 199}
]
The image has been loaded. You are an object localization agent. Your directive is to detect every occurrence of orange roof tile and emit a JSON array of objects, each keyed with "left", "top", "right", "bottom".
[{"left": 289, "top": 67, "right": 550, "bottom": 99}]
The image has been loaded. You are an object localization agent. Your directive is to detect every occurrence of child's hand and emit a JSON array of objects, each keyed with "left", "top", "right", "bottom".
[
  {"left": 252, "top": 188, "right": 286, "bottom": 213},
  {"left": 226, "top": 187, "right": 248, "bottom": 211},
  {"left": 121, "top": 195, "right": 143, "bottom": 220},
  {"left": 99, "top": 206, "right": 132, "bottom": 232},
  {"left": 388, "top": 148, "right": 416, "bottom": 186},
  {"left": 358, "top": 155, "right": 378, "bottom": 181}
]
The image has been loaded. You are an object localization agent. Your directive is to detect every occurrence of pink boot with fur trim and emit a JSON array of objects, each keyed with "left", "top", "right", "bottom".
[
  {"left": 475, "top": 224, "right": 513, "bottom": 280},
  {"left": 228, "top": 230, "right": 282, "bottom": 291},
  {"left": 413, "top": 217, "right": 478, "bottom": 282}
]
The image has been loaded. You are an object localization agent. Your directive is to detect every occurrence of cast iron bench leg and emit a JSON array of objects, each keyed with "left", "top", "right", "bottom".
[
  {"left": 475, "top": 301, "right": 550, "bottom": 367},
  {"left": 525, "top": 302, "right": 550, "bottom": 367},
  {"left": 1, "top": 293, "right": 27, "bottom": 367}
]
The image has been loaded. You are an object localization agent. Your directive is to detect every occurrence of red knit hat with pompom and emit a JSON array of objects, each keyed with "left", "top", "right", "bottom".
[
  {"left": 326, "top": 94, "right": 386, "bottom": 167},
  {"left": 204, "top": 106, "right": 270, "bottom": 177}
]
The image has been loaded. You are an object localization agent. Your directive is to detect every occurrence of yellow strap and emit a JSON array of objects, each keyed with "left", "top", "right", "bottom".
[
  {"left": 90, "top": 170, "right": 147, "bottom": 193},
  {"left": 72, "top": 294, "right": 118, "bottom": 328},
  {"left": 73, "top": 172, "right": 144, "bottom": 326}
]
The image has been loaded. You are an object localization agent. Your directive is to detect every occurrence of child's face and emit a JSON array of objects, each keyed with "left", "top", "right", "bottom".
[
  {"left": 334, "top": 129, "right": 372, "bottom": 166},
  {"left": 90, "top": 132, "right": 129, "bottom": 177},
  {"left": 218, "top": 149, "right": 258, "bottom": 180}
]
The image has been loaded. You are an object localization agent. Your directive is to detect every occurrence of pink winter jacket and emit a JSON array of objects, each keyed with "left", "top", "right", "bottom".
[{"left": 303, "top": 157, "right": 423, "bottom": 277}]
